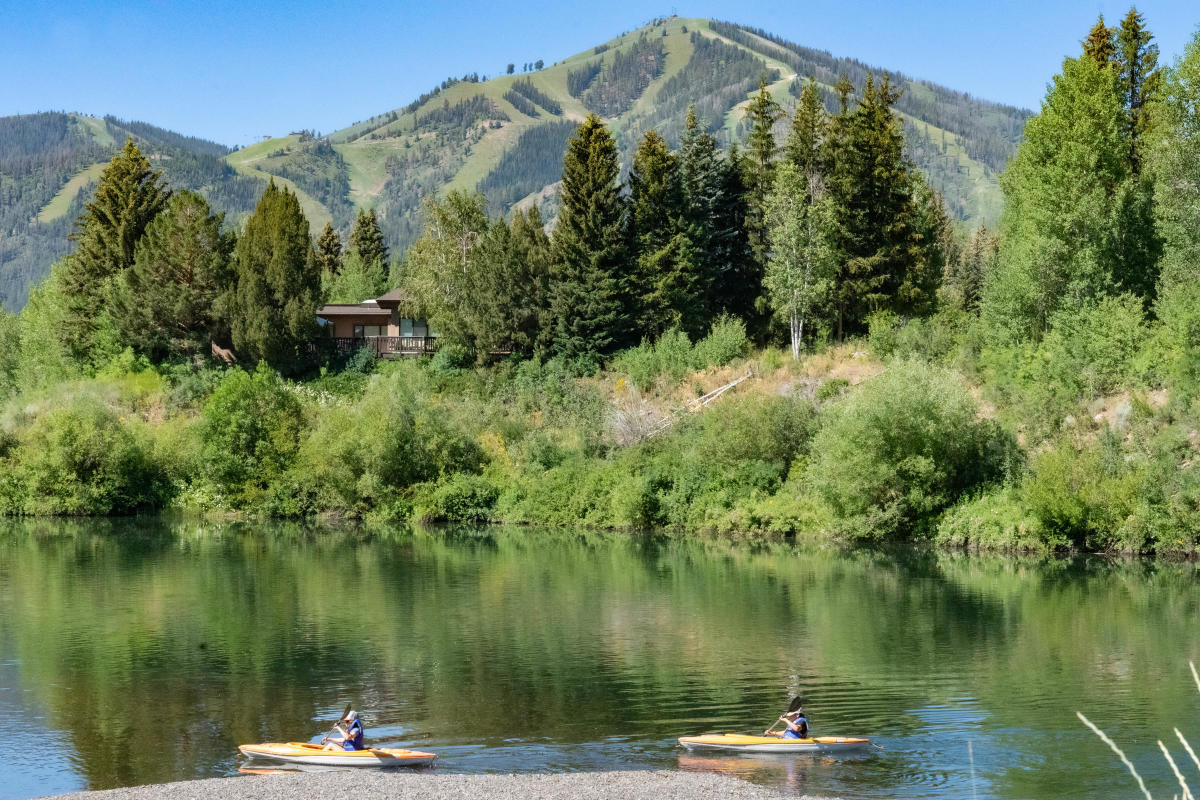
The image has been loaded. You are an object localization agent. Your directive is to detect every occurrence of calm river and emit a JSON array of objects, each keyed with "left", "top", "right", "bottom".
[{"left": 0, "top": 519, "right": 1195, "bottom": 799}]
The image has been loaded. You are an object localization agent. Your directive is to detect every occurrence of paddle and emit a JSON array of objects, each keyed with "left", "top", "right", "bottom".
[
  {"left": 320, "top": 703, "right": 353, "bottom": 745},
  {"left": 763, "top": 696, "right": 803, "bottom": 735}
]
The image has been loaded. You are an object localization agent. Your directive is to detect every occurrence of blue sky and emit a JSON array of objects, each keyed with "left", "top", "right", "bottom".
[{"left": 4, "top": 0, "right": 1197, "bottom": 147}]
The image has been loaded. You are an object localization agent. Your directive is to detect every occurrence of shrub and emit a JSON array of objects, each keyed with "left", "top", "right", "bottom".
[
  {"left": 806, "top": 360, "right": 1016, "bottom": 540},
  {"left": 867, "top": 311, "right": 900, "bottom": 358},
  {"left": 693, "top": 314, "right": 749, "bottom": 368},
  {"left": 415, "top": 473, "right": 499, "bottom": 522},
  {"left": 200, "top": 362, "right": 305, "bottom": 503},
  {"left": 9, "top": 399, "right": 168, "bottom": 515},
  {"left": 936, "top": 487, "right": 1056, "bottom": 552}
]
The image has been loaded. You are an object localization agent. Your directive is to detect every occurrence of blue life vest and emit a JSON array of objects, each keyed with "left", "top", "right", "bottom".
[
  {"left": 343, "top": 719, "right": 364, "bottom": 751},
  {"left": 782, "top": 715, "right": 809, "bottom": 740}
]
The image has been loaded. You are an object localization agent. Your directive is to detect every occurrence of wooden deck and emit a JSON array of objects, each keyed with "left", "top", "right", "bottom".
[{"left": 328, "top": 336, "right": 439, "bottom": 357}]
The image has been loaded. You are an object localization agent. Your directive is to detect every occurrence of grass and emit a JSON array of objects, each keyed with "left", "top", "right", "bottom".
[{"left": 36, "top": 161, "right": 106, "bottom": 222}]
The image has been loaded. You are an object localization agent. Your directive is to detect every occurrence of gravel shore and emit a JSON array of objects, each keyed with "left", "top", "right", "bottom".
[{"left": 39, "top": 770, "right": 811, "bottom": 799}]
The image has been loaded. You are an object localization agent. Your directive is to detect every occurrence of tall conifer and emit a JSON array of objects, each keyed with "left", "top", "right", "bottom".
[
  {"left": 1116, "top": 7, "right": 1161, "bottom": 175},
  {"left": 111, "top": 190, "right": 235, "bottom": 361},
  {"left": 742, "top": 76, "right": 784, "bottom": 276},
  {"left": 549, "top": 115, "right": 627, "bottom": 363},
  {"left": 229, "top": 181, "right": 322, "bottom": 372},
  {"left": 349, "top": 208, "right": 388, "bottom": 270},
  {"left": 59, "top": 138, "right": 170, "bottom": 361},
  {"left": 315, "top": 222, "right": 344, "bottom": 276},
  {"left": 1083, "top": 16, "right": 1117, "bottom": 65}
]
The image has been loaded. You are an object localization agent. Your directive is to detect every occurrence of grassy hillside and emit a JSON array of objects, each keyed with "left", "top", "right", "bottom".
[{"left": 0, "top": 15, "right": 1028, "bottom": 309}]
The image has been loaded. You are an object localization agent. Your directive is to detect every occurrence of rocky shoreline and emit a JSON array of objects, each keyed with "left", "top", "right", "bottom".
[{"left": 39, "top": 769, "right": 820, "bottom": 799}]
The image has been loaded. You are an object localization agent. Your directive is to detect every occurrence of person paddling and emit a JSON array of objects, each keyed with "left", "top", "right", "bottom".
[
  {"left": 323, "top": 709, "right": 365, "bottom": 751},
  {"left": 766, "top": 708, "right": 809, "bottom": 739}
]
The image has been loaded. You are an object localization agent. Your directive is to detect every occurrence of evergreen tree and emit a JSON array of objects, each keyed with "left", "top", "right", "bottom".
[
  {"left": 1116, "top": 7, "right": 1161, "bottom": 175},
  {"left": 111, "top": 191, "right": 235, "bottom": 361},
  {"left": 742, "top": 76, "right": 784, "bottom": 276},
  {"left": 1082, "top": 15, "right": 1116, "bottom": 65},
  {"left": 710, "top": 144, "right": 757, "bottom": 323},
  {"left": 764, "top": 161, "right": 836, "bottom": 359},
  {"left": 549, "top": 115, "right": 627, "bottom": 363},
  {"left": 58, "top": 138, "right": 170, "bottom": 361},
  {"left": 785, "top": 77, "right": 828, "bottom": 185},
  {"left": 628, "top": 130, "right": 706, "bottom": 337},
  {"left": 315, "top": 222, "right": 344, "bottom": 276},
  {"left": 348, "top": 208, "right": 388, "bottom": 270},
  {"left": 944, "top": 225, "right": 998, "bottom": 311},
  {"left": 981, "top": 55, "right": 1130, "bottom": 341},
  {"left": 902, "top": 176, "right": 950, "bottom": 316},
  {"left": 228, "top": 181, "right": 322, "bottom": 372},
  {"left": 677, "top": 106, "right": 725, "bottom": 318},
  {"left": 511, "top": 205, "right": 554, "bottom": 353},
  {"left": 831, "top": 74, "right": 924, "bottom": 334}
]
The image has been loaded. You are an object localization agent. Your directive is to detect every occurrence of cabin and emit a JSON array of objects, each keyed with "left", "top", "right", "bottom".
[{"left": 316, "top": 288, "right": 440, "bottom": 357}]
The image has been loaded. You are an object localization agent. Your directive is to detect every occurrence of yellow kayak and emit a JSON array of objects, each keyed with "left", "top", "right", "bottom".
[
  {"left": 678, "top": 733, "right": 871, "bottom": 753},
  {"left": 238, "top": 741, "right": 436, "bottom": 767}
]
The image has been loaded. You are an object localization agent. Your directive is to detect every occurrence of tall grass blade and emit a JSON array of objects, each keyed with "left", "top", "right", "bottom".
[
  {"left": 1078, "top": 712, "right": 1153, "bottom": 800},
  {"left": 1177, "top": 729, "right": 1200, "bottom": 779},
  {"left": 1159, "top": 740, "right": 1194, "bottom": 800}
]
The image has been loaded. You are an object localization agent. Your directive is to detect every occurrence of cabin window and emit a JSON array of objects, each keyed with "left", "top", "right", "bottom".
[
  {"left": 353, "top": 325, "right": 385, "bottom": 338},
  {"left": 399, "top": 318, "right": 413, "bottom": 337}
]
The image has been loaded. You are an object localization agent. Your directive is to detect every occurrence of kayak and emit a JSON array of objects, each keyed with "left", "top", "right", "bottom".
[
  {"left": 238, "top": 742, "right": 436, "bottom": 767},
  {"left": 677, "top": 734, "right": 871, "bottom": 753}
]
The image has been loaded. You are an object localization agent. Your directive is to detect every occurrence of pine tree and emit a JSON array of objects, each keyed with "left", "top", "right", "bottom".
[
  {"left": 315, "top": 222, "right": 344, "bottom": 276},
  {"left": 785, "top": 77, "right": 828, "bottom": 186},
  {"left": 511, "top": 205, "right": 554, "bottom": 354},
  {"left": 742, "top": 76, "right": 784, "bottom": 276},
  {"left": 58, "top": 138, "right": 170, "bottom": 361},
  {"left": 832, "top": 74, "right": 922, "bottom": 334},
  {"left": 349, "top": 208, "right": 388, "bottom": 270},
  {"left": 628, "top": 130, "right": 705, "bottom": 337},
  {"left": 110, "top": 190, "right": 235, "bottom": 361},
  {"left": 549, "top": 114, "right": 627, "bottom": 363},
  {"left": 1116, "top": 7, "right": 1162, "bottom": 175},
  {"left": 677, "top": 106, "right": 725, "bottom": 320},
  {"left": 1083, "top": 15, "right": 1116, "bottom": 65},
  {"left": 228, "top": 181, "right": 322, "bottom": 372},
  {"left": 710, "top": 144, "right": 757, "bottom": 323},
  {"left": 945, "top": 224, "right": 999, "bottom": 311}
]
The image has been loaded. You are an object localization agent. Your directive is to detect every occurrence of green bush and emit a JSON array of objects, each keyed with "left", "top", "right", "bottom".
[
  {"left": 693, "top": 314, "right": 749, "bottom": 368},
  {"left": 7, "top": 399, "right": 168, "bottom": 515},
  {"left": 936, "top": 487, "right": 1056, "bottom": 552},
  {"left": 867, "top": 311, "right": 900, "bottom": 358},
  {"left": 200, "top": 362, "right": 305, "bottom": 504},
  {"left": 806, "top": 359, "right": 1017, "bottom": 540},
  {"left": 415, "top": 473, "right": 499, "bottom": 522}
]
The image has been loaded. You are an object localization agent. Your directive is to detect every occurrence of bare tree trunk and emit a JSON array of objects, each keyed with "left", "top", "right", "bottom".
[{"left": 790, "top": 310, "right": 801, "bottom": 360}]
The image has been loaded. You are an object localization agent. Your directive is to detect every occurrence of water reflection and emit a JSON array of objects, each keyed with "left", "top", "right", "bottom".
[{"left": 0, "top": 519, "right": 1195, "bottom": 799}]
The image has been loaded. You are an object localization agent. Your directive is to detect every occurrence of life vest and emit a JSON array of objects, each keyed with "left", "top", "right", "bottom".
[
  {"left": 343, "top": 718, "right": 365, "bottom": 751},
  {"left": 782, "top": 715, "right": 809, "bottom": 740}
]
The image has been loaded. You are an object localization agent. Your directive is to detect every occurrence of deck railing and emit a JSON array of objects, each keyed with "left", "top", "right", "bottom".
[{"left": 328, "top": 336, "right": 439, "bottom": 356}]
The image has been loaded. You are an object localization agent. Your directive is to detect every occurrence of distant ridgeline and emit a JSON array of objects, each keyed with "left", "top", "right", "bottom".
[{"left": 0, "top": 16, "right": 1029, "bottom": 310}]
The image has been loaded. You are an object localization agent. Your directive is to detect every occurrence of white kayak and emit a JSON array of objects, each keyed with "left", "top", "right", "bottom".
[
  {"left": 678, "top": 733, "right": 871, "bottom": 753},
  {"left": 238, "top": 741, "right": 436, "bottom": 767}
]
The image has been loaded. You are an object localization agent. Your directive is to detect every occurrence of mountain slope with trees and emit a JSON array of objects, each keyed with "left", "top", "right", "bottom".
[{"left": 0, "top": 17, "right": 1028, "bottom": 310}]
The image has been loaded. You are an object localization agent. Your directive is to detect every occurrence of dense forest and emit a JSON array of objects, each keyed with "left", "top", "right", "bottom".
[{"left": 1, "top": 11, "right": 1195, "bottom": 559}]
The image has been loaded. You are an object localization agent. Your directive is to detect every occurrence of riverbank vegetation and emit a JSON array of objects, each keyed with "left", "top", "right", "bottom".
[{"left": 1, "top": 11, "right": 1199, "bottom": 557}]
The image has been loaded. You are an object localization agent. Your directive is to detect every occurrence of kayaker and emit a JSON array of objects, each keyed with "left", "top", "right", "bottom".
[
  {"left": 323, "top": 709, "right": 365, "bottom": 751},
  {"left": 769, "top": 708, "right": 809, "bottom": 739}
]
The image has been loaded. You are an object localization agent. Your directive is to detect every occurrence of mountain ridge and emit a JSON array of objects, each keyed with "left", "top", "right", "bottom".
[{"left": 0, "top": 16, "right": 1029, "bottom": 311}]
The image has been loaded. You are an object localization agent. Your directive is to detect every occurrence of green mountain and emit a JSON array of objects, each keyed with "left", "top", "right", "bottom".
[{"left": 0, "top": 16, "right": 1029, "bottom": 311}]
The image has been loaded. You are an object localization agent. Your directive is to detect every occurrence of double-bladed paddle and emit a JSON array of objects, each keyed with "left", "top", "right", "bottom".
[
  {"left": 321, "top": 703, "right": 353, "bottom": 745},
  {"left": 763, "top": 696, "right": 803, "bottom": 735}
]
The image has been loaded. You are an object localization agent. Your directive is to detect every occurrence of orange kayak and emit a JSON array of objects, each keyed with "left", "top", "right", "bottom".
[
  {"left": 678, "top": 733, "right": 871, "bottom": 753},
  {"left": 238, "top": 741, "right": 436, "bottom": 767}
]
